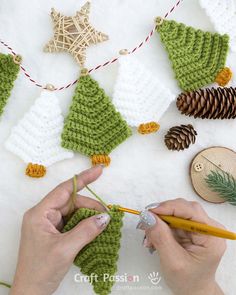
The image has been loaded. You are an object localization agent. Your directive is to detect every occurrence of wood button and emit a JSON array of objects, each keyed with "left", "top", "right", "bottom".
[
  {"left": 13, "top": 54, "right": 22, "bottom": 65},
  {"left": 194, "top": 162, "right": 203, "bottom": 172}
]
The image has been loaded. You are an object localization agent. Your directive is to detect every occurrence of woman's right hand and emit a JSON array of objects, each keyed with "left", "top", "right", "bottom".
[{"left": 138, "top": 199, "right": 226, "bottom": 295}]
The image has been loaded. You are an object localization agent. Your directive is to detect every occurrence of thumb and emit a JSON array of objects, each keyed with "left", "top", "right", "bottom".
[
  {"left": 140, "top": 210, "right": 186, "bottom": 262},
  {"left": 63, "top": 212, "right": 110, "bottom": 255}
]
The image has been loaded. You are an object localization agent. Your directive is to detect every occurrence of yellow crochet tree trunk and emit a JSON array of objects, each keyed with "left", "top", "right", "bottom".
[
  {"left": 63, "top": 207, "right": 124, "bottom": 295},
  {"left": 25, "top": 163, "right": 47, "bottom": 178},
  {"left": 138, "top": 122, "right": 160, "bottom": 134},
  {"left": 61, "top": 72, "right": 132, "bottom": 166}
]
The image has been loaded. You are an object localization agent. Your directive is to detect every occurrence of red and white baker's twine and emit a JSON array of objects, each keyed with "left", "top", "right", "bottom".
[{"left": 0, "top": 0, "right": 182, "bottom": 91}]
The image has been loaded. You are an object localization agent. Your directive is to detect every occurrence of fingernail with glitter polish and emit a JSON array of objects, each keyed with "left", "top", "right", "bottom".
[
  {"left": 136, "top": 221, "right": 143, "bottom": 230},
  {"left": 136, "top": 221, "right": 146, "bottom": 230},
  {"left": 139, "top": 210, "right": 157, "bottom": 228},
  {"left": 95, "top": 213, "right": 110, "bottom": 229},
  {"left": 145, "top": 202, "right": 160, "bottom": 210}
]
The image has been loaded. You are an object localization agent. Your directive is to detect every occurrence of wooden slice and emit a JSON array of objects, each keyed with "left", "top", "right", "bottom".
[{"left": 190, "top": 147, "right": 236, "bottom": 204}]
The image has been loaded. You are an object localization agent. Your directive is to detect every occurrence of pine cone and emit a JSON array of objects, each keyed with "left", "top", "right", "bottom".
[
  {"left": 164, "top": 124, "right": 197, "bottom": 151},
  {"left": 176, "top": 87, "right": 236, "bottom": 119}
]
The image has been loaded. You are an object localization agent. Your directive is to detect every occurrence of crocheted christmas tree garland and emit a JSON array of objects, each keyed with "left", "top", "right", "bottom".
[
  {"left": 0, "top": 53, "right": 21, "bottom": 117},
  {"left": 61, "top": 71, "right": 132, "bottom": 166},
  {"left": 113, "top": 55, "right": 174, "bottom": 134},
  {"left": 63, "top": 206, "right": 124, "bottom": 295},
  {"left": 5, "top": 90, "right": 73, "bottom": 177},
  {"left": 156, "top": 18, "right": 232, "bottom": 91}
]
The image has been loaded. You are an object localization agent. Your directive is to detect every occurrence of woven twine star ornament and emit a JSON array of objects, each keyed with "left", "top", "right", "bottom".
[{"left": 44, "top": 1, "right": 109, "bottom": 67}]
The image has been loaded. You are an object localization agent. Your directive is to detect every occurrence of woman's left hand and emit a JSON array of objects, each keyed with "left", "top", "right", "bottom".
[{"left": 10, "top": 166, "right": 109, "bottom": 295}]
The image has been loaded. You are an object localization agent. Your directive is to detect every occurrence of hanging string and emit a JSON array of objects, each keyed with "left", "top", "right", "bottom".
[{"left": 0, "top": 0, "right": 183, "bottom": 91}]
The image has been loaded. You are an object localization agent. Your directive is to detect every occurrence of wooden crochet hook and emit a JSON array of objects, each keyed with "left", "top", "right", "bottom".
[{"left": 107, "top": 205, "right": 236, "bottom": 240}]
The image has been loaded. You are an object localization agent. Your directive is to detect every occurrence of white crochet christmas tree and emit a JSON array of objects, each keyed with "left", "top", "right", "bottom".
[
  {"left": 112, "top": 55, "right": 175, "bottom": 134},
  {"left": 5, "top": 90, "right": 73, "bottom": 177},
  {"left": 199, "top": 0, "right": 236, "bottom": 52}
]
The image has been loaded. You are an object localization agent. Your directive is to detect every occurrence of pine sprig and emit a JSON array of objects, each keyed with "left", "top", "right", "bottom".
[{"left": 205, "top": 170, "right": 236, "bottom": 205}]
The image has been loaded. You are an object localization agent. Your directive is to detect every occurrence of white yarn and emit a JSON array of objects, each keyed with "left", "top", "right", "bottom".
[
  {"left": 199, "top": 0, "right": 236, "bottom": 52},
  {"left": 5, "top": 90, "right": 73, "bottom": 167},
  {"left": 112, "top": 55, "right": 175, "bottom": 127}
]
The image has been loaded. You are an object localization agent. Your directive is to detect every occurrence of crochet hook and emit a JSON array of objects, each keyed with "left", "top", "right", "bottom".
[{"left": 107, "top": 205, "right": 236, "bottom": 240}]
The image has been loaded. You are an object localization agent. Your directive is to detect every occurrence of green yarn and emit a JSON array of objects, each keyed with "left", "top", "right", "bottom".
[
  {"left": 0, "top": 54, "right": 20, "bottom": 117},
  {"left": 0, "top": 281, "right": 11, "bottom": 289},
  {"left": 61, "top": 74, "right": 132, "bottom": 156},
  {"left": 63, "top": 206, "right": 124, "bottom": 295},
  {"left": 156, "top": 19, "right": 229, "bottom": 91},
  {"left": 86, "top": 185, "right": 109, "bottom": 210}
]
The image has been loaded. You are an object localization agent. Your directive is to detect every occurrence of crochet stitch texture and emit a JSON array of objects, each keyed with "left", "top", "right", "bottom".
[
  {"left": 156, "top": 19, "right": 230, "bottom": 91},
  {"left": 0, "top": 54, "right": 20, "bottom": 117},
  {"left": 113, "top": 55, "right": 175, "bottom": 127},
  {"left": 199, "top": 0, "right": 236, "bottom": 52},
  {"left": 5, "top": 90, "right": 73, "bottom": 176},
  {"left": 61, "top": 74, "right": 132, "bottom": 158},
  {"left": 63, "top": 207, "right": 124, "bottom": 295}
]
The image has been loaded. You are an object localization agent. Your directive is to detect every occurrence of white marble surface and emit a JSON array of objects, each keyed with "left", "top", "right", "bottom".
[{"left": 0, "top": 0, "right": 236, "bottom": 294}]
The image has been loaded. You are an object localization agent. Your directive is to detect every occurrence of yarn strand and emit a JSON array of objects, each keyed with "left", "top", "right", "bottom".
[
  {"left": 85, "top": 185, "right": 109, "bottom": 210},
  {"left": 65, "top": 175, "right": 79, "bottom": 220},
  {"left": 72, "top": 175, "right": 77, "bottom": 205},
  {"left": 0, "top": 281, "right": 11, "bottom": 289}
]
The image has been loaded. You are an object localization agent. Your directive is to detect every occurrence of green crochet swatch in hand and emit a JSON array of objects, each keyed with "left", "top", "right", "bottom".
[
  {"left": 61, "top": 74, "right": 132, "bottom": 166},
  {"left": 0, "top": 54, "right": 20, "bottom": 117},
  {"left": 156, "top": 19, "right": 230, "bottom": 91},
  {"left": 63, "top": 206, "right": 124, "bottom": 295}
]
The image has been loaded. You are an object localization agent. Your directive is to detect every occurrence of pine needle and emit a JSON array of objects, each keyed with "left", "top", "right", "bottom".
[{"left": 205, "top": 170, "right": 236, "bottom": 205}]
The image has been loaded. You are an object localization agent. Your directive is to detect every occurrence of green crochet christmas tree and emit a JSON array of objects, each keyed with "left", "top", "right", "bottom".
[
  {"left": 0, "top": 53, "right": 21, "bottom": 117},
  {"left": 61, "top": 71, "right": 132, "bottom": 166},
  {"left": 156, "top": 18, "right": 232, "bottom": 91},
  {"left": 63, "top": 206, "right": 124, "bottom": 295}
]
